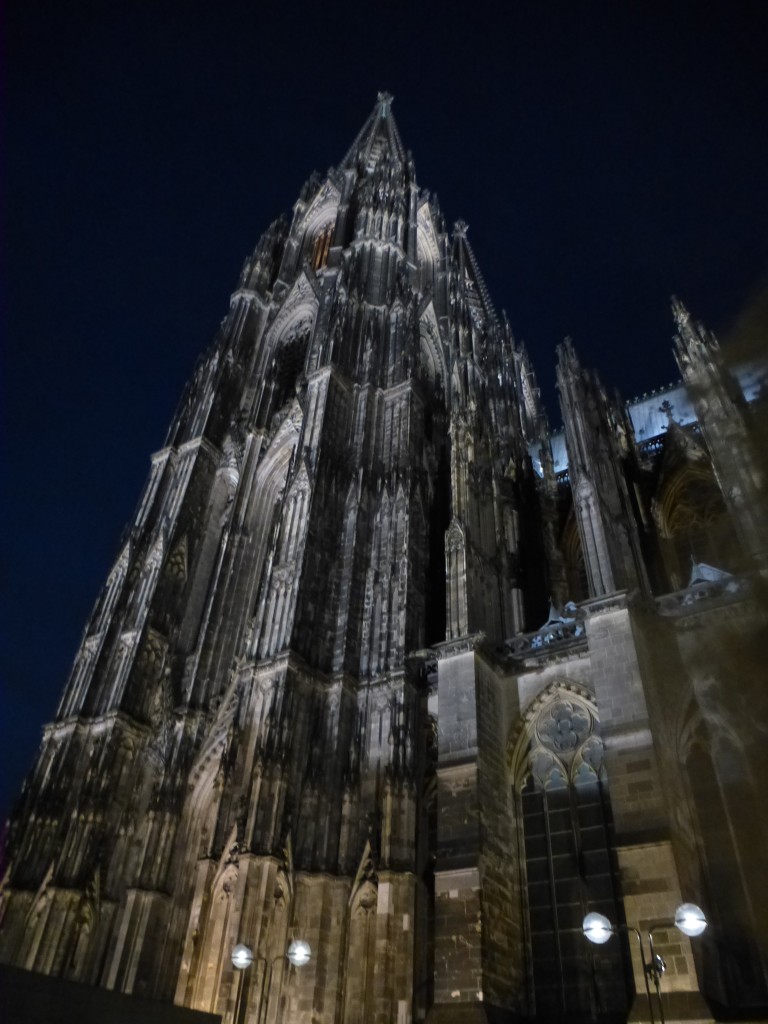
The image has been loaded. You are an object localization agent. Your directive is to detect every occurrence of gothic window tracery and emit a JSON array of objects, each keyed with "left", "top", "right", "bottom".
[
  {"left": 268, "top": 324, "right": 311, "bottom": 424},
  {"left": 657, "top": 465, "right": 741, "bottom": 588},
  {"left": 418, "top": 312, "right": 447, "bottom": 396},
  {"left": 562, "top": 514, "right": 588, "bottom": 602},
  {"left": 166, "top": 534, "right": 188, "bottom": 582},
  {"left": 513, "top": 690, "right": 630, "bottom": 1022}
]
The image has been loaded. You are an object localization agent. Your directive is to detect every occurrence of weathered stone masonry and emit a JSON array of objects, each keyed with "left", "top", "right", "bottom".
[{"left": 2, "top": 95, "right": 767, "bottom": 1024}]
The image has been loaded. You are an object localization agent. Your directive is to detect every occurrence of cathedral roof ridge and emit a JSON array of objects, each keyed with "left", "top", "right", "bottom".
[{"left": 626, "top": 379, "right": 684, "bottom": 406}]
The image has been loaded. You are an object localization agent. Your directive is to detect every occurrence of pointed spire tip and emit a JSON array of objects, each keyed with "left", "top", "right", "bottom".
[
  {"left": 377, "top": 91, "right": 394, "bottom": 115},
  {"left": 671, "top": 295, "right": 691, "bottom": 327}
]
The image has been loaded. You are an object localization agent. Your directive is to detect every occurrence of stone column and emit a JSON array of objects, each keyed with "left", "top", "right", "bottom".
[{"left": 427, "top": 639, "right": 520, "bottom": 1024}]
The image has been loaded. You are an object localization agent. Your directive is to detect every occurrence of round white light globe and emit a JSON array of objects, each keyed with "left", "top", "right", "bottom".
[
  {"left": 232, "top": 944, "right": 254, "bottom": 970},
  {"left": 675, "top": 902, "right": 707, "bottom": 937},
  {"left": 583, "top": 912, "right": 613, "bottom": 944},
  {"left": 287, "top": 939, "right": 311, "bottom": 966}
]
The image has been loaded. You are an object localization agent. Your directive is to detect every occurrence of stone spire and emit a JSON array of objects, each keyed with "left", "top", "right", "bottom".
[
  {"left": 557, "top": 337, "right": 650, "bottom": 597},
  {"left": 0, "top": 95, "right": 544, "bottom": 1023},
  {"left": 340, "top": 90, "right": 406, "bottom": 170},
  {"left": 672, "top": 296, "right": 768, "bottom": 566}
]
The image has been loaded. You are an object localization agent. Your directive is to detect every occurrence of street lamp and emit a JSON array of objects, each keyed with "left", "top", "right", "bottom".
[
  {"left": 582, "top": 903, "right": 707, "bottom": 1024},
  {"left": 232, "top": 944, "right": 255, "bottom": 970},
  {"left": 582, "top": 911, "right": 613, "bottom": 944},
  {"left": 674, "top": 903, "right": 707, "bottom": 938},
  {"left": 231, "top": 938, "right": 312, "bottom": 1024},
  {"left": 286, "top": 939, "right": 311, "bottom": 966}
]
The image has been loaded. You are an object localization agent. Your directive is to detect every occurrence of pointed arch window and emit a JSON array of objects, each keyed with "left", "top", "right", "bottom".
[
  {"left": 269, "top": 328, "right": 311, "bottom": 421},
  {"left": 657, "top": 466, "right": 741, "bottom": 588},
  {"left": 515, "top": 693, "right": 631, "bottom": 1022},
  {"left": 311, "top": 223, "right": 334, "bottom": 271},
  {"left": 562, "top": 514, "right": 588, "bottom": 603}
]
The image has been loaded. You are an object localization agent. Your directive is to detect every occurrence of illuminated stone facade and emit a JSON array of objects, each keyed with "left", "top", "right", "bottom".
[{"left": 2, "top": 96, "right": 767, "bottom": 1023}]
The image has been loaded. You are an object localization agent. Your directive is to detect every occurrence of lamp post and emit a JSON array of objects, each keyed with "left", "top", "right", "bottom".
[
  {"left": 582, "top": 903, "right": 707, "bottom": 1024},
  {"left": 231, "top": 938, "right": 311, "bottom": 1024}
]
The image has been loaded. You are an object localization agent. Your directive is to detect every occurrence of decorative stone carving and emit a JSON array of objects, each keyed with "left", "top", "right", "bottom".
[{"left": 4, "top": 95, "right": 765, "bottom": 1023}]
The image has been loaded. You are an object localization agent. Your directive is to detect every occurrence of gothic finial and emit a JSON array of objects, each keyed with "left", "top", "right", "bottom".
[
  {"left": 453, "top": 220, "right": 468, "bottom": 239},
  {"left": 671, "top": 294, "right": 719, "bottom": 364},
  {"left": 377, "top": 91, "right": 394, "bottom": 115},
  {"left": 558, "top": 335, "right": 579, "bottom": 368},
  {"left": 671, "top": 295, "right": 691, "bottom": 331}
]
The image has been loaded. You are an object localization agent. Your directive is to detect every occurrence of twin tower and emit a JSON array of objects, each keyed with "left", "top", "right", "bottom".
[{"left": 2, "top": 96, "right": 767, "bottom": 1023}]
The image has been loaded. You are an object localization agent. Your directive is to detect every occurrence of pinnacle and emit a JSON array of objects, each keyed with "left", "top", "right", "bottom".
[
  {"left": 452, "top": 223, "right": 498, "bottom": 325},
  {"left": 340, "top": 93, "right": 407, "bottom": 170},
  {"left": 557, "top": 336, "right": 581, "bottom": 370},
  {"left": 377, "top": 91, "right": 394, "bottom": 115},
  {"left": 671, "top": 295, "right": 691, "bottom": 330}
]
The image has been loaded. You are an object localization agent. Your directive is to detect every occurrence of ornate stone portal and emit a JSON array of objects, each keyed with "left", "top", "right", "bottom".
[{"left": 2, "top": 97, "right": 767, "bottom": 1023}]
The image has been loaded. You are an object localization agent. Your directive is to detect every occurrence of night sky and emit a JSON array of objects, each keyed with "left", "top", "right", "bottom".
[{"left": 4, "top": 1, "right": 767, "bottom": 819}]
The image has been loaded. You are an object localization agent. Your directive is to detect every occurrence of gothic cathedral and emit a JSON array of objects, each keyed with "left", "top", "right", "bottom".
[{"left": 2, "top": 96, "right": 767, "bottom": 1024}]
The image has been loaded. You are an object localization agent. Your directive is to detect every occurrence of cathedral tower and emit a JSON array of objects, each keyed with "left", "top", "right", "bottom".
[
  {"left": 3, "top": 97, "right": 767, "bottom": 1024},
  {"left": 0, "top": 95, "right": 547, "bottom": 1022}
]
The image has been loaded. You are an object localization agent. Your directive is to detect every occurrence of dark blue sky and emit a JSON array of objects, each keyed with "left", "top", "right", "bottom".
[{"left": 4, "top": 0, "right": 768, "bottom": 818}]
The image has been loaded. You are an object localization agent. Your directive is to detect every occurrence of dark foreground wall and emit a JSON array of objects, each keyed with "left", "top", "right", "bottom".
[{"left": 0, "top": 966, "right": 221, "bottom": 1024}]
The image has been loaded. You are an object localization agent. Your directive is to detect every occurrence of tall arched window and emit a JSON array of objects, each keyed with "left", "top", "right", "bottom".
[
  {"left": 311, "top": 223, "right": 334, "bottom": 270},
  {"left": 562, "top": 515, "right": 588, "bottom": 602},
  {"left": 657, "top": 466, "right": 742, "bottom": 588},
  {"left": 514, "top": 691, "right": 631, "bottom": 1022},
  {"left": 269, "top": 329, "right": 310, "bottom": 418}
]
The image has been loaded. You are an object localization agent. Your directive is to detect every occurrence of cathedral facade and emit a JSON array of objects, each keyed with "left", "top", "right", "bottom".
[{"left": 2, "top": 96, "right": 767, "bottom": 1024}]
